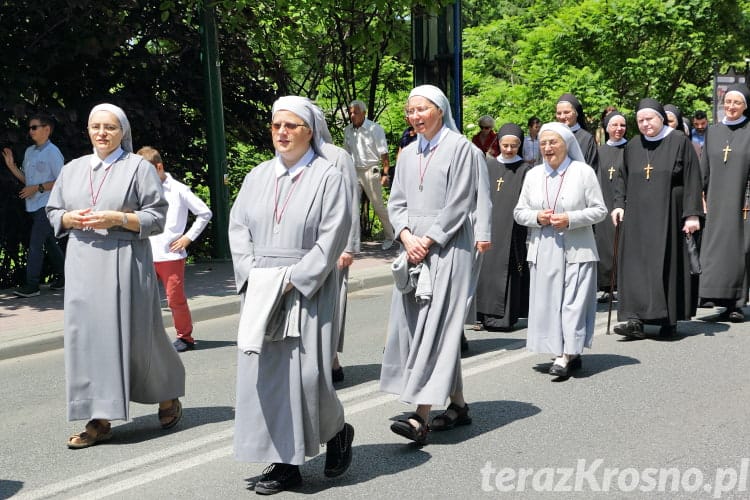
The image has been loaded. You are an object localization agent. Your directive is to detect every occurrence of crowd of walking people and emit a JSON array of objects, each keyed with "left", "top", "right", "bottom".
[{"left": 5, "top": 80, "right": 750, "bottom": 495}]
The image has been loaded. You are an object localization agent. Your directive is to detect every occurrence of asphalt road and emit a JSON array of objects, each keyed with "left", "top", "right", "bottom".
[{"left": 2, "top": 285, "right": 750, "bottom": 499}]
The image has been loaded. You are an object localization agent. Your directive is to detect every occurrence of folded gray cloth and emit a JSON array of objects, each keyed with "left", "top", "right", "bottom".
[
  {"left": 392, "top": 251, "right": 432, "bottom": 302},
  {"left": 237, "top": 266, "right": 300, "bottom": 355}
]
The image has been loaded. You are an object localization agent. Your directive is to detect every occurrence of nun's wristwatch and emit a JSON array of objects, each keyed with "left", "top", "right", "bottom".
[{"left": 37, "top": 184, "right": 44, "bottom": 193}]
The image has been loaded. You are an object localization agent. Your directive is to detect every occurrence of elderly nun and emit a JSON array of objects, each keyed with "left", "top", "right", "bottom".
[
  {"left": 380, "top": 85, "right": 480, "bottom": 444},
  {"left": 229, "top": 95, "right": 354, "bottom": 494},
  {"left": 513, "top": 122, "right": 607, "bottom": 377},
  {"left": 611, "top": 98, "right": 702, "bottom": 339},
  {"left": 46, "top": 103, "right": 185, "bottom": 448}
]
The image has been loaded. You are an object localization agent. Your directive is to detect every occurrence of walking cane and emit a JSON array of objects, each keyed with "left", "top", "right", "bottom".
[{"left": 606, "top": 222, "right": 621, "bottom": 335}]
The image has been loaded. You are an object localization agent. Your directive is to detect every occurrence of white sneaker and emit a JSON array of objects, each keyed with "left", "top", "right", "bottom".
[{"left": 381, "top": 240, "right": 394, "bottom": 250}]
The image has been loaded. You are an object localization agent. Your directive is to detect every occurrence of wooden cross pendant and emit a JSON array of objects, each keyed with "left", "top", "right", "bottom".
[
  {"left": 723, "top": 144, "right": 732, "bottom": 163},
  {"left": 744, "top": 205, "right": 749, "bottom": 221},
  {"left": 496, "top": 178, "right": 504, "bottom": 191},
  {"left": 644, "top": 163, "right": 653, "bottom": 180},
  {"left": 608, "top": 166, "right": 616, "bottom": 181}
]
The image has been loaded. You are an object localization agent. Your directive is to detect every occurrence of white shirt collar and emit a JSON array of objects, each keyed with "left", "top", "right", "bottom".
[
  {"left": 274, "top": 147, "right": 315, "bottom": 179},
  {"left": 643, "top": 126, "right": 673, "bottom": 142},
  {"left": 568, "top": 123, "right": 581, "bottom": 132},
  {"left": 544, "top": 156, "right": 571, "bottom": 176},
  {"left": 418, "top": 126, "right": 447, "bottom": 154},
  {"left": 90, "top": 147, "right": 125, "bottom": 169}
]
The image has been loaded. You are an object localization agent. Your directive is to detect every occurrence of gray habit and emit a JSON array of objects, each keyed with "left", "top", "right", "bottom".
[
  {"left": 514, "top": 161, "right": 606, "bottom": 355},
  {"left": 46, "top": 153, "right": 185, "bottom": 421},
  {"left": 229, "top": 155, "right": 349, "bottom": 465},
  {"left": 320, "top": 142, "right": 359, "bottom": 352},
  {"left": 380, "top": 128, "right": 477, "bottom": 406}
]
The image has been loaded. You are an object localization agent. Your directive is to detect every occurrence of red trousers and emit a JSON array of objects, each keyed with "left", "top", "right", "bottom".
[{"left": 154, "top": 258, "right": 194, "bottom": 343}]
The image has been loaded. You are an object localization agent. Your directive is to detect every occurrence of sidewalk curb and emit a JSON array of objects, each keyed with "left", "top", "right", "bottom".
[{"left": 0, "top": 267, "right": 394, "bottom": 362}]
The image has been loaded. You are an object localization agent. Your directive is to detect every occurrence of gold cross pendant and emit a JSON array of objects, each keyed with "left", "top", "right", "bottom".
[
  {"left": 723, "top": 144, "right": 732, "bottom": 163},
  {"left": 644, "top": 163, "right": 653, "bottom": 180},
  {"left": 608, "top": 166, "right": 615, "bottom": 181},
  {"left": 496, "top": 178, "right": 504, "bottom": 191}
]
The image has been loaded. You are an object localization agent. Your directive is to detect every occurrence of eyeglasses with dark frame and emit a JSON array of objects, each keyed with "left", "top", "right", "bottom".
[
  {"left": 29, "top": 124, "right": 47, "bottom": 131},
  {"left": 270, "top": 122, "right": 308, "bottom": 131}
]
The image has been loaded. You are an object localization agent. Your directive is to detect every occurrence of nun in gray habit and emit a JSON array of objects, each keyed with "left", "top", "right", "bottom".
[
  {"left": 46, "top": 103, "right": 185, "bottom": 449},
  {"left": 380, "top": 85, "right": 479, "bottom": 444},
  {"left": 513, "top": 122, "right": 606, "bottom": 378},
  {"left": 229, "top": 96, "right": 354, "bottom": 494}
]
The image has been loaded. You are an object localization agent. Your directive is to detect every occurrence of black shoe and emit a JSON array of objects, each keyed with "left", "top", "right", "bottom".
[
  {"left": 700, "top": 300, "right": 716, "bottom": 308},
  {"left": 460, "top": 333, "right": 469, "bottom": 353},
  {"left": 50, "top": 277, "right": 65, "bottom": 290},
  {"left": 549, "top": 356, "right": 582, "bottom": 377},
  {"left": 254, "top": 463, "right": 302, "bottom": 495},
  {"left": 332, "top": 366, "right": 344, "bottom": 383},
  {"left": 324, "top": 422, "right": 354, "bottom": 477},
  {"left": 718, "top": 308, "right": 745, "bottom": 323},
  {"left": 173, "top": 338, "right": 195, "bottom": 352},
  {"left": 13, "top": 284, "right": 40, "bottom": 298},
  {"left": 613, "top": 319, "right": 645, "bottom": 339},
  {"left": 659, "top": 325, "right": 677, "bottom": 337}
]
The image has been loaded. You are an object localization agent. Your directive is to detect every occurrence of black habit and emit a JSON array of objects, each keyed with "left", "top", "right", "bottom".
[
  {"left": 614, "top": 130, "right": 703, "bottom": 324},
  {"left": 699, "top": 119, "right": 750, "bottom": 301},
  {"left": 595, "top": 142, "right": 625, "bottom": 290},
  {"left": 475, "top": 156, "right": 529, "bottom": 330},
  {"left": 574, "top": 128, "right": 599, "bottom": 173}
]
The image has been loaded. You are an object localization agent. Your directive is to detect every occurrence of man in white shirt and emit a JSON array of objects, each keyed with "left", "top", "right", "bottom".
[
  {"left": 138, "top": 146, "right": 213, "bottom": 352},
  {"left": 522, "top": 116, "right": 541, "bottom": 167},
  {"left": 343, "top": 100, "right": 395, "bottom": 250}
]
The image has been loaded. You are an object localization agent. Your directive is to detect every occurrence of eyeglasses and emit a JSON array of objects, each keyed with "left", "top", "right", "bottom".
[
  {"left": 539, "top": 139, "right": 562, "bottom": 147},
  {"left": 271, "top": 122, "right": 308, "bottom": 131},
  {"left": 29, "top": 124, "right": 46, "bottom": 131},
  {"left": 405, "top": 106, "right": 435, "bottom": 117},
  {"left": 481, "top": 126, "right": 492, "bottom": 130},
  {"left": 88, "top": 124, "right": 121, "bottom": 133}
]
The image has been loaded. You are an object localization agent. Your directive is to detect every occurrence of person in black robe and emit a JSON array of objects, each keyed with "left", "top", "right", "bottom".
[
  {"left": 699, "top": 83, "right": 750, "bottom": 322},
  {"left": 475, "top": 123, "right": 530, "bottom": 330},
  {"left": 611, "top": 98, "right": 703, "bottom": 338},
  {"left": 664, "top": 104, "right": 690, "bottom": 136},
  {"left": 556, "top": 93, "right": 599, "bottom": 172},
  {"left": 595, "top": 110, "right": 627, "bottom": 302}
]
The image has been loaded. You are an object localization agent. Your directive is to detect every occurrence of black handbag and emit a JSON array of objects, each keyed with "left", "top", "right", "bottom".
[{"left": 685, "top": 233, "right": 701, "bottom": 275}]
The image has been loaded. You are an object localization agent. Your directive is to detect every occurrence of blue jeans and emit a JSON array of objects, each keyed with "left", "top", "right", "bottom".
[{"left": 26, "top": 207, "right": 65, "bottom": 286}]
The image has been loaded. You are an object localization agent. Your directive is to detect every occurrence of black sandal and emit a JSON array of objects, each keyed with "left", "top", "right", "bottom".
[
  {"left": 430, "top": 402, "right": 472, "bottom": 431},
  {"left": 390, "top": 412, "right": 429, "bottom": 445}
]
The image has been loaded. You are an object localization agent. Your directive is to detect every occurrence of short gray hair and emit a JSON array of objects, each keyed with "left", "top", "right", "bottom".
[{"left": 349, "top": 100, "right": 367, "bottom": 113}]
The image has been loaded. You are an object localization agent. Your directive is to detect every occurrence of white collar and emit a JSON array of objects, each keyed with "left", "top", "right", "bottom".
[
  {"left": 498, "top": 155, "right": 523, "bottom": 164},
  {"left": 643, "top": 126, "right": 672, "bottom": 142},
  {"left": 544, "top": 157, "right": 571, "bottom": 176},
  {"left": 418, "top": 126, "right": 447, "bottom": 154},
  {"left": 90, "top": 147, "right": 125, "bottom": 169},
  {"left": 722, "top": 116, "right": 748, "bottom": 126},
  {"left": 274, "top": 147, "right": 315, "bottom": 179},
  {"left": 568, "top": 123, "right": 581, "bottom": 132},
  {"left": 606, "top": 138, "right": 627, "bottom": 147}
]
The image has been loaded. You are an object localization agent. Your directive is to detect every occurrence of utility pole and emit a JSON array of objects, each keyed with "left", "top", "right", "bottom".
[{"left": 199, "top": 0, "right": 230, "bottom": 259}]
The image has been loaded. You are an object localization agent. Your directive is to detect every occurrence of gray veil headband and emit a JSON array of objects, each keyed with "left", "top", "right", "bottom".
[
  {"left": 538, "top": 122, "right": 585, "bottom": 163},
  {"left": 408, "top": 85, "right": 458, "bottom": 132},
  {"left": 89, "top": 103, "right": 133, "bottom": 153},
  {"left": 272, "top": 96, "right": 323, "bottom": 156}
]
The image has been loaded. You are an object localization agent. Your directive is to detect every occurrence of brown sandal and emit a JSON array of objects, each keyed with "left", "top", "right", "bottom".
[
  {"left": 158, "top": 399, "right": 183, "bottom": 429},
  {"left": 67, "top": 419, "right": 113, "bottom": 449}
]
